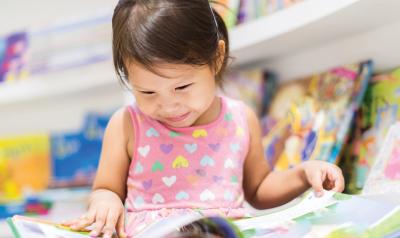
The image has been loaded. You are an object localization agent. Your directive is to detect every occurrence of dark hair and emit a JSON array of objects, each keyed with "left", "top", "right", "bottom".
[{"left": 112, "top": 0, "right": 230, "bottom": 86}]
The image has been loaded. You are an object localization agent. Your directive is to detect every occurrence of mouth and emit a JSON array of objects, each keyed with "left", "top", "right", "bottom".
[{"left": 164, "top": 112, "right": 191, "bottom": 123}]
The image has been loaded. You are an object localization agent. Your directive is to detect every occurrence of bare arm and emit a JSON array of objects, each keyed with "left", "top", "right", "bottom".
[
  {"left": 66, "top": 107, "right": 133, "bottom": 238},
  {"left": 92, "top": 107, "right": 132, "bottom": 201},
  {"left": 242, "top": 106, "right": 344, "bottom": 209}
]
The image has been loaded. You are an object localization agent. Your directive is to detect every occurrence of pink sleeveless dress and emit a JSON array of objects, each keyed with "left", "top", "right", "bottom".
[{"left": 125, "top": 96, "right": 250, "bottom": 236}]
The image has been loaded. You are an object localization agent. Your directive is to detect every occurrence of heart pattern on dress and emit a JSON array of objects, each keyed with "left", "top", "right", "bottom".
[
  {"left": 176, "top": 191, "right": 190, "bottom": 200},
  {"left": 162, "top": 176, "right": 177, "bottom": 187},
  {"left": 200, "top": 189, "right": 215, "bottom": 201}
]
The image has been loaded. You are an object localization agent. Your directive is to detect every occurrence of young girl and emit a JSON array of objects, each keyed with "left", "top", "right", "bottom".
[{"left": 65, "top": 0, "right": 344, "bottom": 237}]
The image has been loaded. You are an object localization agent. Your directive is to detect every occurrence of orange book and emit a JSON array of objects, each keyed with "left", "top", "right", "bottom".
[{"left": 0, "top": 135, "right": 51, "bottom": 201}]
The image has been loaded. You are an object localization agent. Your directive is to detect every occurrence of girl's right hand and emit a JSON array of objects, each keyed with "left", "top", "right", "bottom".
[{"left": 63, "top": 189, "right": 126, "bottom": 238}]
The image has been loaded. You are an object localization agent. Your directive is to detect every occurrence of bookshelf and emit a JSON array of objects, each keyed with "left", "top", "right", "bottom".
[
  {"left": 230, "top": 0, "right": 400, "bottom": 80},
  {"left": 1, "top": 0, "right": 400, "bottom": 133},
  {"left": 0, "top": 61, "right": 117, "bottom": 106}
]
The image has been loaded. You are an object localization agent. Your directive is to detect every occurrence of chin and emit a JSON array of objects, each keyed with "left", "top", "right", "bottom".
[
  {"left": 167, "top": 117, "right": 197, "bottom": 128},
  {"left": 165, "top": 121, "right": 192, "bottom": 128}
]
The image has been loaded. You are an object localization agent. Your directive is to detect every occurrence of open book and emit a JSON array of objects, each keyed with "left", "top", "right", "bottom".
[
  {"left": 8, "top": 190, "right": 400, "bottom": 238},
  {"left": 7, "top": 216, "right": 93, "bottom": 238},
  {"left": 136, "top": 190, "right": 400, "bottom": 237}
]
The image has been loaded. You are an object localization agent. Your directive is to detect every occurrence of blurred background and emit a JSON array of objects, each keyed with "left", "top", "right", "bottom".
[{"left": 1, "top": 0, "right": 400, "bottom": 236}]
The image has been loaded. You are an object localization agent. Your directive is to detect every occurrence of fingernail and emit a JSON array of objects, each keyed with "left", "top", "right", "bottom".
[{"left": 89, "top": 231, "right": 98, "bottom": 237}]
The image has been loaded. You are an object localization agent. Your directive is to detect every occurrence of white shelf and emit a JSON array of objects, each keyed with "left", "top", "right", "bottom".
[
  {"left": 3, "top": 0, "right": 400, "bottom": 105},
  {"left": 230, "top": 0, "right": 400, "bottom": 67},
  {"left": 0, "top": 61, "right": 120, "bottom": 106}
]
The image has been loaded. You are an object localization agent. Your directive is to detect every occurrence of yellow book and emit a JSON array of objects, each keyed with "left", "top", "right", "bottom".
[{"left": 0, "top": 135, "right": 50, "bottom": 201}]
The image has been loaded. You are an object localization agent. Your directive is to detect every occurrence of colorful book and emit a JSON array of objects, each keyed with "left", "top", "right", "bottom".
[
  {"left": 7, "top": 190, "right": 400, "bottom": 237},
  {"left": 50, "top": 112, "right": 109, "bottom": 188},
  {"left": 0, "top": 134, "right": 51, "bottom": 202},
  {"left": 342, "top": 67, "right": 400, "bottom": 193},
  {"left": 363, "top": 121, "right": 400, "bottom": 196},
  {"left": 221, "top": 69, "right": 272, "bottom": 116},
  {"left": 0, "top": 31, "right": 29, "bottom": 83},
  {"left": 262, "top": 60, "right": 373, "bottom": 170},
  {"left": 212, "top": 0, "right": 241, "bottom": 28}
]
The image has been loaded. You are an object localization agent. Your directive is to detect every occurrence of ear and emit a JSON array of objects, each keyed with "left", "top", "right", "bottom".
[{"left": 215, "top": 40, "right": 226, "bottom": 74}]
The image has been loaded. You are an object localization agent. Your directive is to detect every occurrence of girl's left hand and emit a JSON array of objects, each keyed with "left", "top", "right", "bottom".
[{"left": 300, "top": 160, "right": 345, "bottom": 197}]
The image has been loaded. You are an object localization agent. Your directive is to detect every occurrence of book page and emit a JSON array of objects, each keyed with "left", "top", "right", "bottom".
[
  {"left": 234, "top": 190, "right": 399, "bottom": 237},
  {"left": 135, "top": 212, "right": 203, "bottom": 238},
  {"left": 234, "top": 190, "right": 337, "bottom": 231},
  {"left": 12, "top": 217, "right": 90, "bottom": 238}
]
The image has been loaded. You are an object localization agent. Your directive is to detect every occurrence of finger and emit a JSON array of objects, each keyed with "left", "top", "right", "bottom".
[
  {"left": 310, "top": 170, "right": 325, "bottom": 197},
  {"left": 333, "top": 169, "right": 345, "bottom": 192},
  {"left": 101, "top": 210, "right": 120, "bottom": 238},
  {"left": 89, "top": 208, "right": 109, "bottom": 237},
  {"left": 116, "top": 211, "right": 126, "bottom": 238},
  {"left": 65, "top": 217, "right": 87, "bottom": 229},
  {"left": 71, "top": 210, "right": 96, "bottom": 230},
  {"left": 61, "top": 218, "right": 79, "bottom": 226}
]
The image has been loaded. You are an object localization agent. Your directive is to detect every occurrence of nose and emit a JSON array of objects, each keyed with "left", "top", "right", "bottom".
[{"left": 157, "top": 95, "right": 181, "bottom": 115}]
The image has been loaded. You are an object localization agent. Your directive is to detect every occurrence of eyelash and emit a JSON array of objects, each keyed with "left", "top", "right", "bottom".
[
  {"left": 140, "top": 91, "right": 155, "bottom": 95},
  {"left": 175, "top": 83, "right": 192, "bottom": 91},
  {"left": 139, "top": 84, "right": 192, "bottom": 95}
]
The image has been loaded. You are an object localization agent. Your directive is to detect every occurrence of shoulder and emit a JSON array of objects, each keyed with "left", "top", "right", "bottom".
[
  {"left": 106, "top": 106, "right": 135, "bottom": 158},
  {"left": 222, "top": 95, "right": 259, "bottom": 127},
  {"left": 222, "top": 96, "right": 260, "bottom": 136},
  {"left": 223, "top": 96, "right": 258, "bottom": 121},
  {"left": 243, "top": 104, "right": 260, "bottom": 131},
  {"left": 107, "top": 107, "right": 132, "bottom": 130}
]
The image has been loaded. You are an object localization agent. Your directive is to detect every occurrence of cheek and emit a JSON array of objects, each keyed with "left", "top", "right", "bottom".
[
  {"left": 186, "top": 93, "right": 214, "bottom": 112},
  {"left": 135, "top": 97, "right": 156, "bottom": 115}
]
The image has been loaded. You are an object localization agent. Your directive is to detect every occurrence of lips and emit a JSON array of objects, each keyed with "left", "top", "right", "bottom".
[{"left": 164, "top": 112, "right": 191, "bottom": 123}]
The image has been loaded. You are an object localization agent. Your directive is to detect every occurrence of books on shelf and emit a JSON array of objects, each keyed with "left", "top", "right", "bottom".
[
  {"left": 363, "top": 121, "right": 400, "bottom": 196},
  {"left": 212, "top": 0, "right": 241, "bottom": 28},
  {"left": 50, "top": 113, "right": 109, "bottom": 188},
  {"left": 0, "top": 112, "right": 109, "bottom": 196},
  {"left": 221, "top": 69, "right": 275, "bottom": 116},
  {"left": 261, "top": 60, "right": 373, "bottom": 170},
  {"left": 237, "top": 0, "right": 304, "bottom": 25},
  {"left": 0, "top": 13, "right": 112, "bottom": 88},
  {"left": 0, "top": 134, "right": 51, "bottom": 202},
  {"left": 0, "top": 32, "right": 29, "bottom": 83},
  {"left": 28, "top": 14, "right": 112, "bottom": 75},
  {"left": 7, "top": 190, "right": 400, "bottom": 237},
  {"left": 343, "top": 67, "right": 400, "bottom": 194}
]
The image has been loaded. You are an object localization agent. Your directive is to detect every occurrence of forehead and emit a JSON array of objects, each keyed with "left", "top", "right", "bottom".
[{"left": 127, "top": 61, "right": 210, "bottom": 83}]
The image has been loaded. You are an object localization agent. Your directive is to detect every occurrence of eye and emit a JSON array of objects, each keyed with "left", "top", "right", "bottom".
[
  {"left": 139, "top": 91, "right": 155, "bottom": 95},
  {"left": 175, "top": 83, "right": 193, "bottom": 91}
]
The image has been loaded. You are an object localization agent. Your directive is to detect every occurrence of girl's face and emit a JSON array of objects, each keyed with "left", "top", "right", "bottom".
[{"left": 127, "top": 62, "right": 218, "bottom": 128}]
